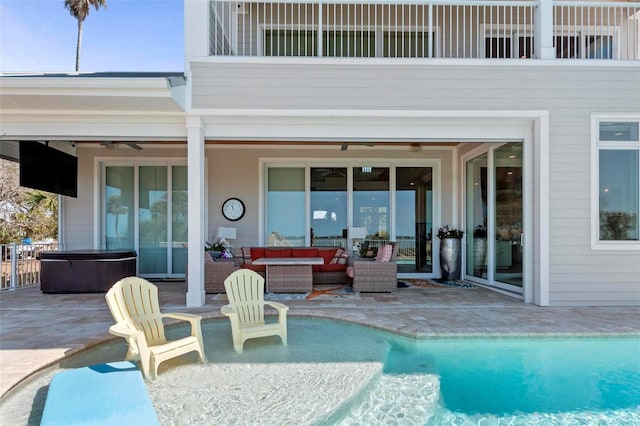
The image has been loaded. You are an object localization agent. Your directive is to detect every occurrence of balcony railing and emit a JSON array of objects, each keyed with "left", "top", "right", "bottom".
[{"left": 209, "top": 0, "right": 639, "bottom": 60}]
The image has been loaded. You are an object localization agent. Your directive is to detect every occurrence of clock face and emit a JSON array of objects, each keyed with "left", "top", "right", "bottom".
[{"left": 222, "top": 198, "right": 245, "bottom": 221}]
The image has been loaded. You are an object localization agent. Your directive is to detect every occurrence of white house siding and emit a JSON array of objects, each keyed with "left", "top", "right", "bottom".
[{"left": 189, "top": 61, "right": 639, "bottom": 305}]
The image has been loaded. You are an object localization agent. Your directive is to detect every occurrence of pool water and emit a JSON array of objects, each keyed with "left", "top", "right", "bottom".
[
  {"left": 1, "top": 317, "right": 639, "bottom": 425},
  {"left": 385, "top": 337, "right": 640, "bottom": 415}
]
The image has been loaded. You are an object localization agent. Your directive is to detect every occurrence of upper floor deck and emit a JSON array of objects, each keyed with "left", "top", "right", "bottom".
[{"left": 201, "top": 0, "right": 639, "bottom": 60}]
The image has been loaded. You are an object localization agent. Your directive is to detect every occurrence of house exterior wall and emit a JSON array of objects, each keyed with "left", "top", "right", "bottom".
[
  {"left": 67, "top": 144, "right": 455, "bottom": 250},
  {"left": 189, "top": 60, "right": 640, "bottom": 305}
]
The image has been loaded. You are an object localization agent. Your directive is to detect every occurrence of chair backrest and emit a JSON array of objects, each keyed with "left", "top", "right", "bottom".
[
  {"left": 105, "top": 277, "right": 167, "bottom": 347},
  {"left": 223, "top": 269, "right": 266, "bottom": 326}
]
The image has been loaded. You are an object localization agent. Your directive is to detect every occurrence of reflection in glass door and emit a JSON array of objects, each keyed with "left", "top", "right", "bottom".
[
  {"left": 171, "top": 166, "right": 188, "bottom": 274},
  {"left": 396, "top": 167, "right": 433, "bottom": 273},
  {"left": 465, "top": 144, "right": 523, "bottom": 291},
  {"left": 465, "top": 154, "right": 488, "bottom": 279},
  {"left": 494, "top": 143, "right": 523, "bottom": 287},
  {"left": 310, "top": 168, "right": 347, "bottom": 247},
  {"left": 105, "top": 166, "right": 135, "bottom": 250},
  {"left": 353, "top": 166, "right": 390, "bottom": 255},
  {"left": 138, "top": 166, "right": 168, "bottom": 275},
  {"left": 103, "top": 164, "right": 187, "bottom": 277}
]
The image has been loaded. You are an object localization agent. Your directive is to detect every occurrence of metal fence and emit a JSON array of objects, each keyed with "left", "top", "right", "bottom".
[{"left": 0, "top": 243, "right": 61, "bottom": 291}]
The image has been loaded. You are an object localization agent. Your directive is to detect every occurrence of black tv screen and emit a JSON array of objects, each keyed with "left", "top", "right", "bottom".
[{"left": 19, "top": 141, "right": 78, "bottom": 198}]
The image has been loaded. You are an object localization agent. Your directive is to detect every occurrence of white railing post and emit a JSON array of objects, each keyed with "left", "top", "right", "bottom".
[
  {"left": 318, "top": 0, "right": 324, "bottom": 57},
  {"left": 428, "top": 1, "right": 433, "bottom": 58},
  {"left": 535, "top": 0, "right": 555, "bottom": 58},
  {"left": 9, "top": 243, "right": 17, "bottom": 291}
]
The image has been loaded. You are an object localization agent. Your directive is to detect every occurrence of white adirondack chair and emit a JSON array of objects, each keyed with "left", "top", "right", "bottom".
[
  {"left": 222, "top": 269, "right": 289, "bottom": 353},
  {"left": 105, "top": 277, "right": 206, "bottom": 379}
]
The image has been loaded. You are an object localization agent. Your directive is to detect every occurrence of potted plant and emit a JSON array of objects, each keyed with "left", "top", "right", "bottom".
[
  {"left": 205, "top": 238, "right": 234, "bottom": 259},
  {"left": 437, "top": 225, "right": 464, "bottom": 281}
]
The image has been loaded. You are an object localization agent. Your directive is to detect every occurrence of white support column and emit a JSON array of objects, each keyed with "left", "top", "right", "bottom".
[
  {"left": 535, "top": 0, "right": 555, "bottom": 59},
  {"left": 534, "top": 113, "right": 550, "bottom": 306},
  {"left": 186, "top": 116, "right": 206, "bottom": 307},
  {"left": 185, "top": 0, "right": 211, "bottom": 60}
]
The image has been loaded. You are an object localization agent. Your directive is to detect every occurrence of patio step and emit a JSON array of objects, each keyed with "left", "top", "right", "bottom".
[{"left": 334, "top": 373, "right": 441, "bottom": 425}]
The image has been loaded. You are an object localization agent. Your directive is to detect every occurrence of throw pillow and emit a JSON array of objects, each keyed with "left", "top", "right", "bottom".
[
  {"left": 330, "top": 248, "right": 348, "bottom": 264},
  {"left": 375, "top": 244, "right": 393, "bottom": 262}
]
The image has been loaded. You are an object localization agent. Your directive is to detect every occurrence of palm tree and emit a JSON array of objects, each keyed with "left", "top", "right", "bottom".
[{"left": 64, "top": 0, "right": 107, "bottom": 71}]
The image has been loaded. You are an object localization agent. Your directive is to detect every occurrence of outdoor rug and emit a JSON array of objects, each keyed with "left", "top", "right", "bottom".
[
  {"left": 211, "top": 285, "right": 361, "bottom": 302},
  {"left": 398, "top": 278, "right": 477, "bottom": 289}
]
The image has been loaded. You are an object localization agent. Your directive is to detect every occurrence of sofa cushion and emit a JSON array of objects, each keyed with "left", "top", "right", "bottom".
[
  {"left": 318, "top": 264, "right": 347, "bottom": 273},
  {"left": 318, "top": 248, "right": 337, "bottom": 264},
  {"left": 292, "top": 248, "right": 318, "bottom": 258},
  {"left": 249, "top": 247, "right": 265, "bottom": 262},
  {"left": 375, "top": 244, "right": 393, "bottom": 262},
  {"left": 265, "top": 248, "right": 292, "bottom": 258}
]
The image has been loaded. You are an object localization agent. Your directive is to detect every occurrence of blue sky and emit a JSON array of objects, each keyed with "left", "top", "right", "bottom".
[{"left": 0, "top": 0, "right": 184, "bottom": 73}]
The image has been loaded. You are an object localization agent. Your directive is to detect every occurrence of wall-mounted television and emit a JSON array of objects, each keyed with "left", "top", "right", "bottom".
[{"left": 19, "top": 141, "right": 78, "bottom": 198}]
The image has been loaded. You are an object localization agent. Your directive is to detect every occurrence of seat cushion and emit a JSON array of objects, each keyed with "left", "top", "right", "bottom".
[{"left": 318, "top": 263, "right": 347, "bottom": 273}]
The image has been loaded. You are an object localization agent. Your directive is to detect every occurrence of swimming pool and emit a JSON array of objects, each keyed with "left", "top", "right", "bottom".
[{"left": 1, "top": 317, "right": 639, "bottom": 425}]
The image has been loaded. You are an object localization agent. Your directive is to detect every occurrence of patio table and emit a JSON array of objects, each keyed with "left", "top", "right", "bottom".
[{"left": 252, "top": 257, "right": 324, "bottom": 293}]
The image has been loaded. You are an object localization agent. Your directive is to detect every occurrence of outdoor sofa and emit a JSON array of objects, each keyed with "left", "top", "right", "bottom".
[{"left": 239, "top": 246, "right": 350, "bottom": 286}]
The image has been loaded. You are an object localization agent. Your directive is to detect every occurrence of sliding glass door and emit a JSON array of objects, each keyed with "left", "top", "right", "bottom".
[
  {"left": 396, "top": 167, "right": 433, "bottom": 273},
  {"left": 103, "top": 163, "right": 187, "bottom": 277},
  {"left": 465, "top": 144, "right": 523, "bottom": 291},
  {"left": 494, "top": 144, "right": 523, "bottom": 287}
]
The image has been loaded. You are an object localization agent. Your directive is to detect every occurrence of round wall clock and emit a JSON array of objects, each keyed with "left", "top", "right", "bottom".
[{"left": 222, "top": 197, "right": 245, "bottom": 221}]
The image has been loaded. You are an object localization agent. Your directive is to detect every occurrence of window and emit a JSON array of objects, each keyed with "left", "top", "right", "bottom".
[{"left": 593, "top": 119, "right": 640, "bottom": 248}]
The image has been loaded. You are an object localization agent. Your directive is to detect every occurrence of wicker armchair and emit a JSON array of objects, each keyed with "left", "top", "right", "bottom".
[{"left": 348, "top": 242, "right": 399, "bottom": 292}]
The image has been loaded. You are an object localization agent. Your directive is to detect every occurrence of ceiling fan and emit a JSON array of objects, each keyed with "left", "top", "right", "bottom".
[
  {"left": 340, "top": 142, "right": 375, "bottom": 151},
  {"left": 100, "top": 141, "right": 143, "bottom": 150}
]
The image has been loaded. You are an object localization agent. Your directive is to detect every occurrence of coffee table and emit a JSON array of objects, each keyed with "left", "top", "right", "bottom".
[{"left": 252, "top": 257, "right": 324, "bottom": 293}]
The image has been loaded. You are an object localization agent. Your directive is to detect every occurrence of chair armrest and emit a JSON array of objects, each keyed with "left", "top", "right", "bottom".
[
  {"left": 221, "top": 304, "right": 236, "bottom": 317},
  {"left": 109, "top": 323, "right": 142, "bottom": 340},
  {"left": 162, "top": 312, "right": 202, "bottom": 321},
  {"left": 264, "top": 301, "right": 289, "bottom": 314}
]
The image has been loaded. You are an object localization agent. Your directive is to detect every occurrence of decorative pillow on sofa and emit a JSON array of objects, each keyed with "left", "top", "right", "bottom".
[
  {"left": 240, "top": 247, "right": 251, "bottom": 264},
  {"left": 375, "top": 244, "right": 393, "bottom": 262},
  {"left": 330, "top": 248, "right": 349, "bottom": 265}
]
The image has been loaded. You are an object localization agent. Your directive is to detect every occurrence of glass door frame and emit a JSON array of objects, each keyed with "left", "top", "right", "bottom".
[
  {"left": 98, "top": 158, "right": 190, "bottom": 279},
  {"left": 261, "top": 158, "right": 441, "bottom": 279},
  {"left": 462, "top": 143, "right": 525, "bottom": 295}
]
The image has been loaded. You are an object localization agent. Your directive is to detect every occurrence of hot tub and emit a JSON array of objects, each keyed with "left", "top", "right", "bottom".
[{"left": 38, "top": 250, "right": 137, "bottom": 293}]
